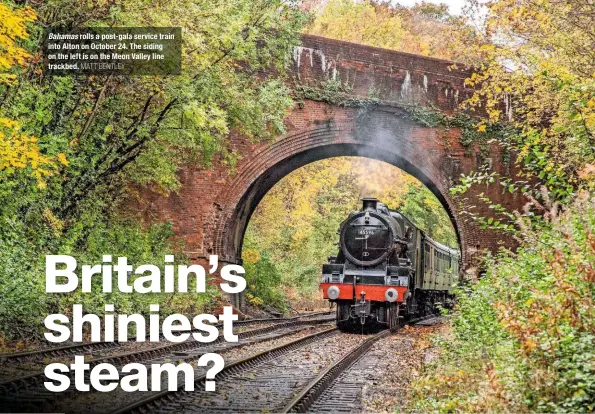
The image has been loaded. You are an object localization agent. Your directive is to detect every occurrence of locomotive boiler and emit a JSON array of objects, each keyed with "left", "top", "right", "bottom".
[{"left": 320, "top": 198, "right": 460, "bottom": 331}]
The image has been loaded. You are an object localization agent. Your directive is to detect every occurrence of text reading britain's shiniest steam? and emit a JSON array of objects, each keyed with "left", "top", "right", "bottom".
[{"left": 42, "top": 254, "right": 246, "bottom": 393}]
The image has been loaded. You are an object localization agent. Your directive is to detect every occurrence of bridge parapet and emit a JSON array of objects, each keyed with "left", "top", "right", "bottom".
[{"left": 293, "top": 35, "right": 474, "bottom": 112}]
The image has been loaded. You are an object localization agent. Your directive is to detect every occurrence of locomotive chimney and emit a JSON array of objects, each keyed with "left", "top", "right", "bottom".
[{"left": 362, "top": 197, "right": 378, "bottom": 211}]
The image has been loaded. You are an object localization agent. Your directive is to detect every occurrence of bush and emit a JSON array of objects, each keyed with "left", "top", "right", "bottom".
[
  {"left": 242, "top": 250, "right": 288, "bottom": 311},
  {"left": 0, "top": 215, "right": 219, "bottom": 341},
  {"left": 411, "top": 195, "right": 595, "bottom": 413}
]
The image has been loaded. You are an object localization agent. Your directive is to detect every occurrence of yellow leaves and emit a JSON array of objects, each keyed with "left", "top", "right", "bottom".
[
  {"left": 0, "top": 118, "right": 66, "bottom": 188},
  {"left": 0, "top": 7, "right": 49, "bottom": 188},
  {"left": 522, "top": 338, "right": 538, "bottom": 351},
  {"left": 246, "top": 293, "right": 264, "bottom": 307},
  {"left": 57, "top": 153, "right": 69, "bottom": 166},
  {"left": 242, "top": 249, "right": 261, "bottom": 264},
  {"left": 0, "top": 118, "right": 20, "bottom": 129},
  {"left": 0, "top": 3, "right": 36, "bottom": 84},
  {"left": 487, "top": 108, "right": 502, "bottom": 122},
  {"left": 307, "top": 0, "right": 465, "bottom": 60}
]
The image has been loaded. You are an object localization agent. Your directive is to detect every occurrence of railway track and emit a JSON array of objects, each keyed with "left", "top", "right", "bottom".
[
  {"left": 50, "top": 321, "right": 337, "bottom": 413},
  {"left": 0, "top": 312, "right": 328, "bottom": 365},
  {"left": 110, "top": 315, "right": 438, "bottom": 414},
  {"left": 1, "top": 312, "right": 437, "bottom": 413},
  {"left": 111, "top": 326, "right": 343, "bottom": 414},
  {"left": 0, "top": 314, "right": 334, "bottom": 412},
  {"left": 285, "top": 315, "right": 443, "bottom": 413},
  {"left": 282, "top": 330, "right": 390, "bottom": 413}
]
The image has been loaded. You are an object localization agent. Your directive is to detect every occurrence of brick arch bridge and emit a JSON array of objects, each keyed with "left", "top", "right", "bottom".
[{"left": 137, "top": 35, "right": 523, "bottom": 296}]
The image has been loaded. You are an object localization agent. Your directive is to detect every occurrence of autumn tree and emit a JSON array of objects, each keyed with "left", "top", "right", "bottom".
[
  {"left": 460, "top": 0, "right": 595, "bottom": 200},
  {"left": 0, "top": 4, "right": 67, "bottom": 188},
  {"left": 410, "top": 1, "right": 595, "bottom": 411},
  {"left": 307, "top": 0, "right": 477, "bottom": 60},
  {"left": 0, "top": 0, "right": 307, "bottom": 339},
  {"left": 0, "top": 2, "right": 35, "bottom": 85}
]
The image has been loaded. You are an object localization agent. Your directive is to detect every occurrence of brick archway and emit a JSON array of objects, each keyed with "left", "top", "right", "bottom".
[
  {"left": 210, "top": 118, "right": 468, "bottom": 267},
  {"left": 135, "top": 35, "right": 524, "bottom": 283}
]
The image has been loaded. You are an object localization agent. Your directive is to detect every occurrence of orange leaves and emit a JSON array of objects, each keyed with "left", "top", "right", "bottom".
[
  {"left": 414, "top": 198, "right": 595, "bottom": 412},
  {"left": 493, "top": 199, "right": 595, "bottom": 367},
  {"left": 486, "top": 363, "right": 509, "bottom": 404},
  {"left": 578, "top": 164, "right": 595, "bottom": 183},
  {"left": 522, "top": 338, "right": 538, "bottom": 352}
]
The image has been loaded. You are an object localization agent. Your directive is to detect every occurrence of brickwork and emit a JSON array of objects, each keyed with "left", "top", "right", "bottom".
[{"left": 134, "top": 35, "right": 524, "bottom": 273}]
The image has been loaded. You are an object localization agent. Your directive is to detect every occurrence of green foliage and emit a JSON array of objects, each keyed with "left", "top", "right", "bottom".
[
  {"left": 293, "top": 78, "right": 383, "bottom": 109},
  {"left": 0, "top": 0, "right": 306, "bottom": 340},
  {"left": 410, "top": 105, "right": 516, "bottom": 155},
  {"left": 407, "top": 2, "right": 595, "bottom": 411},
  {"left": 0, "top": 213, "right": 206, "bottom": 338},
  {"left": 241, "top": 246, "right": 287, "bottom": 311},
  {"left": 400, "top": 183, "right": 458, "bottom": 246},
  {"left": 412, "top": 196, "right": 595, "bottom": 413},
  {"left": 2, "top": 0, "right": 307, "bottom": 200}
]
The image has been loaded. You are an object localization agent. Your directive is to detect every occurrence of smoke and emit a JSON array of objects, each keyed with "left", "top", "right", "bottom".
[
  {"left": 350, "top": 157, "right": 416, "bottom": 209},
  {"left": 351, "top": 108, "right": 409, "bottom": 206}
]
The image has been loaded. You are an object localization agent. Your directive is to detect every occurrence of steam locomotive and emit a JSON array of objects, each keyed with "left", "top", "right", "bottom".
[{"left": 320, "top": 198, "right": 460, "bottom": 331}]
